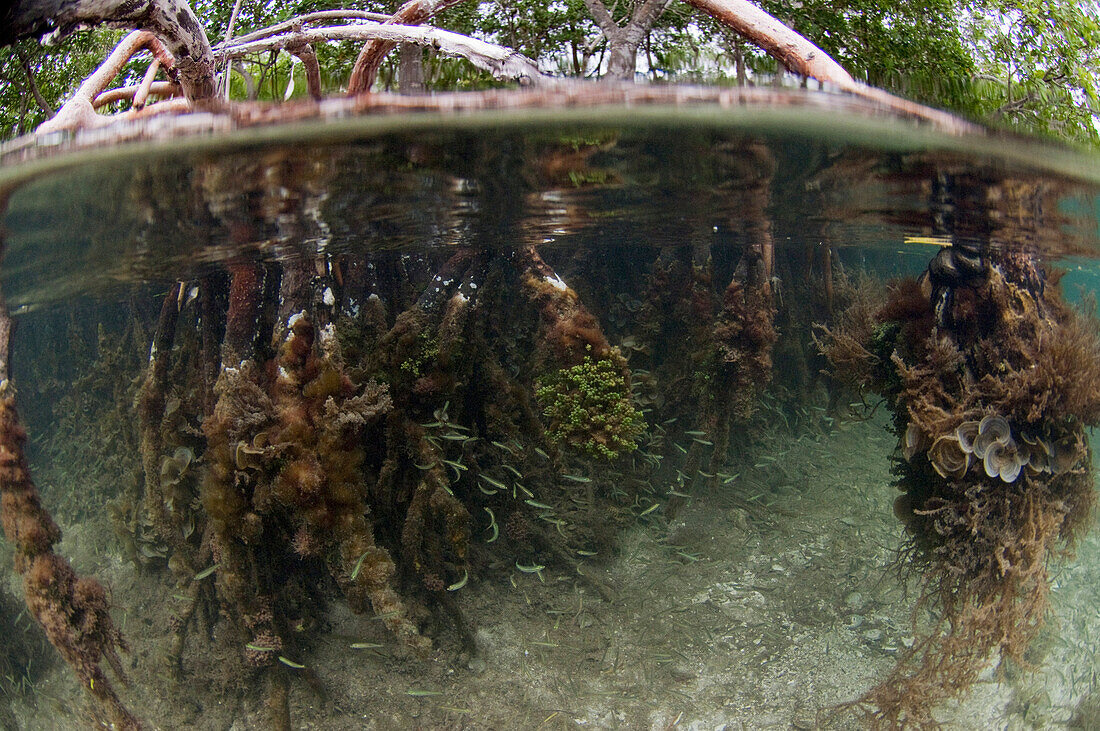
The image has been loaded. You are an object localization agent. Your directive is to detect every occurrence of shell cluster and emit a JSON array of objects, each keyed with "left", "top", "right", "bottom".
[
  {"left": 159, "top": 445, "right": 195, "bottom": 485},
  {"left": 907, "top": 415, "right": 1068, "bottom": 483}
]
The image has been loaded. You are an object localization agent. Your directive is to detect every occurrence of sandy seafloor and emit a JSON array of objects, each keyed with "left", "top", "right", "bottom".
[{"left": 3, "top": 415, "right": 1099, "bottom": 730}]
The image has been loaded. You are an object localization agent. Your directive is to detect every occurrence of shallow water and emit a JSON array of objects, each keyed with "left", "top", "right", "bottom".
[{"left": 1, "top": 103, "right": 1099, "bottom": 729}]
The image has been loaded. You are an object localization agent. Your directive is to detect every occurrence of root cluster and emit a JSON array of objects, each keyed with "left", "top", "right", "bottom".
[{"left": 820, "top": 253, "right": 1100, "bottom": 726}]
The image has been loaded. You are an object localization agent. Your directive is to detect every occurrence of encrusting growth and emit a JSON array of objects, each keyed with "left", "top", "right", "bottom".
[{"left": 201, "top": 257, "right": 429, "bottom": 673}]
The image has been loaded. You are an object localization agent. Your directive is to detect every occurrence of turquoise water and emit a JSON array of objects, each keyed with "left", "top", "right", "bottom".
[{"left": 1, "top": 108, "right": 1099, "bottom": 729}]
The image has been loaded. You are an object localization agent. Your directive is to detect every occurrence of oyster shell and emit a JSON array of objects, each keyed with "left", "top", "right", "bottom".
[
  {"left": 160, "top": 446, "right": 195, "bottom": 484},
  {"left": 1022, "top": 437, "right": 1052, "bottom": 474},
  {"left": 1051, "top": 434, "right": 1080, "bottom": 474},
  {"left": 903, "top": 422, "right": 929, "bottom": 461},
  {"left": 235, "top": 441, "right": 267, "bottom": 471},
  {"left": 955, "top": 420, "right": 980, "bottom": 454},
  {"left": 983, "top": 440, "right": 1027, "bottom": 483},
  {"left": 929, "top": 434, "right": 970, "bottom": 480},
  {"left": 973, "top": 414, "right": 1012, "bottom": 458}
]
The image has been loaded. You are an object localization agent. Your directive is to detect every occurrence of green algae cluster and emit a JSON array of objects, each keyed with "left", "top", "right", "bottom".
[
  {"left": 535, "top": 352, "right": 644, "bottom": 460},
  {"left": 399, "top": 329, "right": 440, "bottom": 380}
]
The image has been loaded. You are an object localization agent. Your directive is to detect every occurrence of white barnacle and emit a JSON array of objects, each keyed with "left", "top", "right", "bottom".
[{"left": 322, "top": 287, "right": 335, "bottom": 307}]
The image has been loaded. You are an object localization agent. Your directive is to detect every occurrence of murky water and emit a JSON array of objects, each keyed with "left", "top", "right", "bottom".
[{"left": 1, "top": 103, "right": 1099, "bottom": 729}]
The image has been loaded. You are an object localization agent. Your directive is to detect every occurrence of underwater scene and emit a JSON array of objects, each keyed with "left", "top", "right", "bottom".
[{"left": 1, "top": 109, "right": 1100, "bottom": 729}]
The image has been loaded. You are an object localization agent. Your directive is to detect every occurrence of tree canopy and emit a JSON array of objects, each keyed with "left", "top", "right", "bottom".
[{"left": 1, "top": 0, "right": 1097, "bottom": 146}]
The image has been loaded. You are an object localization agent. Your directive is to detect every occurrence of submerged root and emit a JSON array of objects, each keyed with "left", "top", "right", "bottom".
[
  {"left": 201, "top": 279, "right": 431, "bottom": 660},
  {"left": 0, "top": 394, "right": 139, "bottom": 730},
  {"left": 821, "top": 256, "right": 1100, "bottom": 726},
  {"left": 136, "top": 283, "right": 189, "bottom": 564},
  {"left": 865, "top": 470, "right": 1090, "bottom": 727}
]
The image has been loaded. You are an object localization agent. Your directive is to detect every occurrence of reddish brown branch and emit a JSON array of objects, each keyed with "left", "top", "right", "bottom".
[
  {"left": 137, "top": 284, "right": 184, "bottom": 549},
  {"left": 39, "top": 30, "right": 177, "bottom": 132},
  {"left": 347, "top": 0, "right": 469, "bottom": 95},
  {"left": 0, "top": 303, "right": 10, "bottom": 391},
  {"left": 199, "top": 277, "right": 222, "bottom": 415},
  {"left": 513, "top": 244, "right": 613, "bottom": 366},
  {"left": 415, "top": 249, "right": 477, "bottom": 311},
  {"left": 223, "top": 261, "right": 267, "bottom": 367},
  {"left": 287, "top": 42, "right": 322, "bottom": 101},
  {"left": 92, "top": 81, "right": 181, "bottom": 109}
]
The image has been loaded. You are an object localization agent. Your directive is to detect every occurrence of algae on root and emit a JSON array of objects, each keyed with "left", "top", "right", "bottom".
[
  {"left": 535, "top": 349, "right": 644, "bottom": 460},
  {"left": 820, "top": 250, "right": 1100, "bottom": 727}
]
